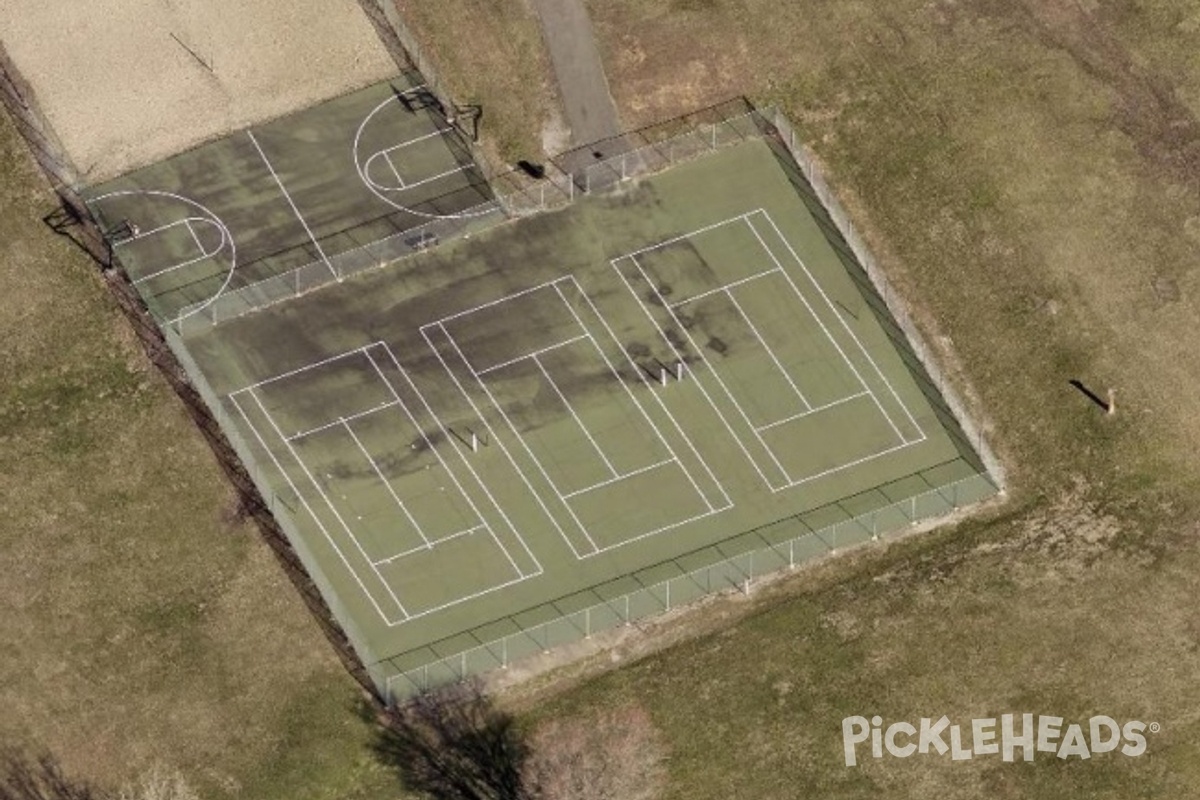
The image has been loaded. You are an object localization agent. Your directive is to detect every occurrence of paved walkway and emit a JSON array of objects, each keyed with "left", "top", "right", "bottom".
[{"left": 529, "top": 0, "right": 623, "bottom": 169}]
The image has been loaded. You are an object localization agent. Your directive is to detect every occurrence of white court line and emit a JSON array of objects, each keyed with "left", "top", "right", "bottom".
[
  {"left": 741, "top": 213, "right": 902, "bottom": 442},
  {"left": 725, "top": 290, "right": 812, "bottom": 412},
  {"left": 246, "top": 129, "right": 337, "bottom": 280},
  {"left": 618, "top": 209, "right": 758, "bottom": 261},
  {"left": 436, "top": 275, "right": 566, "bottom": 326},
  {"left": 352, "top": 94, "right": 497, "bottom": 222},
  {"left": 388, "top": 164, "right": 471, "bottom": 193},
  {"left": 384, "top": 151, "right": 407, "bottom": 189},
  {"left": 248, "top": 387, "right": 411, "bottom": 619},
  {"left": 492, "top": 276, "right": 728, "bottom": 556},
  {"left": 561, "top": 458, "right": 675, "bottom": 500},
  {"left": 133, "top": 250, "right": 220, "bottom": 285},
  {"left": 668, "top": 267, "right": 780, "bottom": 308},
  {"left": 475, "top": 334, "right": 590, "bottom": 375},
  {"left": 372, "top": 525, "right": 484, "bottom": 567},
  {"left": 532, "top": 354, "right": 619, "bottom": 479},
  {"left": 373, "top": 342, "right": 543, "bottom": 577},
  {"left": 751, "top": 211, "right": 926, "bottom": 443},
  {"left": 414, "top": 327, "right": 575, "bottom": 559},
  {"left": 185, "top": 218, "right": 203, "bottom": 255},
  {"left": 287, "top": 399, "right": 401, "bottom": 441},
  {"left": 431, "top": 321, "right": 600, "bottom": 557},
  {"left": 570, "top": 282, "right": 733, "bottom": 515},
  {"left": 628, "top": 252, "right": 795, "bottom": 487},
  {"left": 553, "top": 279, "right": 721, "bottom": 515},
  {"left": 610, "top": 258, "right": 779, "bottom": 492},
  {"left": 228, "top": 392, "right": 404, "bottom": 626},
  {"left": 240, "top": 345, "right": 371, "bottom": 392},
  {"left": 342, "top": 417, "right": 431, "bottom": 549},
  {"left": 90, "top": 190, "right": 238, "bottom": 325},
  {"left": 755, "top": 391, "right": 870, "bottom": 432},
  {"left": 361, "top": 347, "right": 522, "bottom": 578}
]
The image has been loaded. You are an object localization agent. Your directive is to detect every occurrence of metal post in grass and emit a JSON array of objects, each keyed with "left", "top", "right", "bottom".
[
  {"left": 461, "top": 652, "right": 467, "bottom": 680},
  {"left": 501, "top": 636, "right": 508, "bottom": 669},
  {"left": 789, "top": 539, "right": 795, "bottom": 569},
  {"left": 911, "top": 496, "right": 918, "bottom": 526},
  {"left": 624, "top": 595, "right": 631, "bottom": 626},
  {"left": 665, "top": 579, "right": 670, "bottom": 611},
  {"left": 584, "top": 607, "right": 591, "bottom": 638}
]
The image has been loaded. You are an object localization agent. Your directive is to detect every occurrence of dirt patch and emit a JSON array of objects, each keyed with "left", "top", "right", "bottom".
[{"left": 0, "top": 0, "right": 395, "bottom": 182}]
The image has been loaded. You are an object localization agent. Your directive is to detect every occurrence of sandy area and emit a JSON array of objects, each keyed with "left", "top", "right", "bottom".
[{"left": 0, "top": 0, "right": 396, "bottom": 182}]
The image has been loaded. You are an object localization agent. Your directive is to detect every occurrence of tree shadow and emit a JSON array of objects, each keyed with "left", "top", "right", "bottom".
[
  {"left": 0, "top": 748, "right": 104, "bottom": 800},
  {"left": 369, "top": 680, "right": 527, "bottom": 800}
]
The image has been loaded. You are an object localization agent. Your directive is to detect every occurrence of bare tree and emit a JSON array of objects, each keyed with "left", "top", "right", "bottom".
[
  {"left": 522, "top": 705, "right": 667, "bottom": 800},
  {"left": 374, "top": 680, "right": 527, "bottom": 800},
  {"left": 0, "top": 749, "right": 103, "bottom": 800}
]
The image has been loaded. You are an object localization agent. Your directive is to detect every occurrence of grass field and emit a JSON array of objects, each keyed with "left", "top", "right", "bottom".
[
  {"left": 0, "top": 105, "right": 408, "bottom": 799},
  {"left": 395, "top": 0, "right": 561, "bottom": 163},
  {"left": 5, "top": 0, "right": 1200, "bottom": 798}
]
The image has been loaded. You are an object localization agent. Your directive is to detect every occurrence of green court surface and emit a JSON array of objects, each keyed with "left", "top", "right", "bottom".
[
  {"left": 152, "top": 135, "right": 993, "bottom": 700},
  {"left": 84, "top": 75, "right": 493, "bottom": 324}
]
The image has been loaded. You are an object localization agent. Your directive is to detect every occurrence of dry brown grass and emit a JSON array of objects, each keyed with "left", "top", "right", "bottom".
[
  {"left": 0, "top": 111, "right": 398, "bottom": 798},
  {"left": 395, "top": 0, "right": 561, "bottom": 165}
]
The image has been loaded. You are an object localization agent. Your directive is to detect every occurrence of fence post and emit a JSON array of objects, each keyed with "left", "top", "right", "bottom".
[
  {"left": 585, "top": 607, "right": 591, "bottom": 638},
  {"left": 665, "top": 579, "right": 670, "bottom": 610},
  {"left": 624, "top": 595, "right": 631, "bottom": 626},
  {"left": 789, "top": 539, "right": 795, "bottom": 569},
  {"left": 502, "top": 636, "right": 508, "bottom": 668}
]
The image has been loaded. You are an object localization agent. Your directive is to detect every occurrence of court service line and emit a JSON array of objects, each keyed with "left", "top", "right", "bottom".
[
  {"left": 227, "top": 391, "right": 402, "bottom": 626},
  {"left": 246, "top": 129, "right": 337, "bottom": 280},
  {"left": 287, "top": 399, "right": 401, "bottom": 441},
  {"left": 248, "top": 387, "right": 411, "bottom": 619},
  {"left": 725, "top": 290, "right": 812, "bottom": 412},
  {"left": 372, "top": 525, "right": 485, "bottom": 568},
  {"left": 609, "top": 257, "right": 780, "bottom": 492},
  {"left": 668, "top": 267, "right": 780, "bottom": 308},
  {"left": 560, "top": 458, "right": 676, "bottom": 500},
  {"left": 553, "top": 279, "right": 721, "bottom": 515},
  {"left": 627, "top": 253, "right": 795, "bottom": 487},
  {"left": 751, "top": 210, "right": 926, "bottom": 443},
  {"left": 755, "top": 391, "right": 871, "bottom": 433},
  {"left": 475, "top": 334, "right": 590, "bottom": 375},
  {"left": 532, "top": 354, "right": 619, "bottom": 479},
  {"left": 374, "top": 341, "right": 544, "bottom": 576},
  {"left": 569, "top": 282, "right": 733, "bottom": 515},
  {"left": 342, "top": 417, "right": 431, "bottom": 549},
  {"left": 364, "top": 345, "right": 525, "bottom": 579}
]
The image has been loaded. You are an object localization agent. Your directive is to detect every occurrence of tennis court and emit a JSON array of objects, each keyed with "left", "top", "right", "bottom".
[{"left": 99, "top": 105, "right": 996, "bottom": 700}]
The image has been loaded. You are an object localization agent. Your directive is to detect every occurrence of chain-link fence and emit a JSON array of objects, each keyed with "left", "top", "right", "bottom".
[
  {"left": 762, "top": 109, "right": 1006, "bottom": 487},
  {"left": 380, "top": 469, "right": 999, "bottom": 701},
  {"left": 577, "top": 109, "right": 767, "bottom": 194}
]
